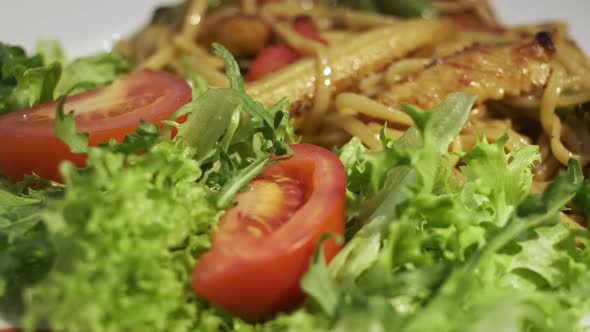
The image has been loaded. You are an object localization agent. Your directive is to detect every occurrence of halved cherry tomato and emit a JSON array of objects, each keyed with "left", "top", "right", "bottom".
[
  {"left": 193, "top": 144, "right": 346, "bottom": 322},
  {"left": 0, "top": 69, "right": 191, "bottom": 182}
]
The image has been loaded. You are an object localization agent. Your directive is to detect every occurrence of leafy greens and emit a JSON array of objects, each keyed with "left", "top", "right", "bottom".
[
  {"left": 0, "top": 38, "right": 589, "bottom": 332},
  {"left": 259, "top": 95, "right": 590, "bottom": 332},
  {"left": 0, "top": 41, "right": 128, "bottom": 115},
  {"left": 0, "top": 45, "right": 294, "bottom": 331}
]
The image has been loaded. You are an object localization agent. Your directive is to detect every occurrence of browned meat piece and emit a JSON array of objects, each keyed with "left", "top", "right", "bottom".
[
  {"left": 199, "top": 14, "right": 272, "bottom": 57},
  {"left": 378, "top": 32, "right": 556, "bottom": 109}
]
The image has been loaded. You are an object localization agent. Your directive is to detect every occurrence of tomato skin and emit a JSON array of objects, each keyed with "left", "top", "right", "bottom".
[
  {"left": 0, "top": 69, "right": 191, "bottom": 182},
  {"left": 246, "top": 44, "right": 300, "bottom": 82},
  {"left": 246, "top": 16, "right": 327, "bottom": 81},
  {"left": 193, "top": 144, "right": 346, "bottom": 322},
  {"left": 292, "top": 16, "right": 328, "bottom": 45}
]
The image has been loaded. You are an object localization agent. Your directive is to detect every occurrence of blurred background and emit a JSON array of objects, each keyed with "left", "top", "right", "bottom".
[{"left": 0, "top": 0, "right": 588, "bottom": 56}]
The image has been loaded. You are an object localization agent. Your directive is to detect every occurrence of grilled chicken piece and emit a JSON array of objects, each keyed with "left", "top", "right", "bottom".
[
  {"left": 246, "top": 19, "right": 457, "bottom": 116},
  {"left": 378, "top": 32, "right": 556, "bottom": 109}
]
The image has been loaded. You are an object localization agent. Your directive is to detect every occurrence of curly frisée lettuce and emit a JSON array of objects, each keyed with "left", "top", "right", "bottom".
[
  {"left": 0, "top": 45, "right": 295, "bottom": 331},
  {"left": 262, "top": 95, "right": 590, "bottom": 332},
  {"left": 1, "top": 45, "right": 589, "bottom": 331},
  {"left": 21, "top": 141, "right": 222, "bottom": 331}
]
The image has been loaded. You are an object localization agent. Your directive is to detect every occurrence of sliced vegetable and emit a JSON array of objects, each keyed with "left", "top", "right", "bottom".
[
  {"left": 292, "top": 16, "right": 328, "bottom": 45},
  {"left": 0, "top": 43, "right": 60, "bottom": 115},
  {"left": 0, "top": 42, "right": 129, "bottom": 116},
  {"left": 0, "top": 69, "right": 191, "bottom": 181},
  {"left": 54, "top": 50, "right": 128, "bottom": 97},
  {"left": 193, "top": 144, "right": 346, "bottom": 322},
  {"left": 246, "top": 19, "right": 455, "bottom": 107},
  {"left": 246, "top": 16, "right": 327, "bottom": 81},
  {"left": 246, "top": 44, "right": 299, "bottom": 82}
]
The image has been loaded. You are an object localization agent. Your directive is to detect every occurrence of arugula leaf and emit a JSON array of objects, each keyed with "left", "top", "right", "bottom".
[
  {"left": 0, "top": 42, "right": 129, "bottom": 115},
  {"left": 212, "top": 43, "right": 286, "bottom": 152},
  {"left": 106, "top": 121, "right": 161, "bottom": 155},
  {"left": 17, "top": 46, "right": 296, "bottom": 332},
  {"left": 179, "top": 56, "right": 209, "bottom": 99},
  {"left": 0, "top": 43, "right": 61, "bottom": 114},
  {"left": 175, "top": 88, "right": 242, "bottom": 159},
  {"left": 9, "top": 62, "right": 62, "bottom": 109},
  {"left": 54, "top": 92, "right": 89, "bottom": 154},
  {"left": 54, "top": 50, "right": 128, "bottom": 97}
]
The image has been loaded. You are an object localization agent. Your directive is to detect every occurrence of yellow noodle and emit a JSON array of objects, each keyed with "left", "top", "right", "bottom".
[
  {"left": 358, "top": 73, "right": 384, "bottom": 97},
  {"left": 138, "top": 45, "right": 175, "bottom": 70},
  {"left": 505, "top": 92, "right": 590, "bottom": 109},
  {"left": 562, "top": 120, "right": 590, "bottom": 158},
  {"left": 335, "top": 93, "right": 414, "bottom": 126},
  {"left": 534, "top": 134, "right": 561, "bottom": 181},
  {"left": 173, "top": 35, "right": 225, "bottom": 69},
  {"left": 322, "top": 31, "right": 358, "bottom": 45},
  {"left": 271, "top": 21, "right": 333, "bottom": 133},
  {"left": 563, "top": 75, "right": 590, "bottom": 90},
  {"left": 384, "top": 58, "right": 432, "bottom": 85},
  {"left": 331, "top": 7, "right": 399, "bottom": 29},
  {"left": 180, "top": 0, "right": 208, "bottom": 41},
  {"left": 325, "top": 113, "right": 382, "bottom": 150},
  {"left": 260, "top": 2, "right": 314, "bottom": 18},
  {"left": 246, "top": 19, "right": 456, "bottom": 108},
  {"left": 540, "top": 61, "right": 589, "bottom": 165},
  {"left": 173, "top": 57, "right": 230, "bottom": 87},
  {"left": 366, "top": 122, "right": 404, "bottom": 139}
]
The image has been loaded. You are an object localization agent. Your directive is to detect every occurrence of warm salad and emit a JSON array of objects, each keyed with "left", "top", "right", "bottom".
[{"left": 1, "top": 1, "right": 590, "bottom": 332}]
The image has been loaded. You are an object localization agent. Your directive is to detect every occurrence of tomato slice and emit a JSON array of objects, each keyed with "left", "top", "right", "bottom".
[
  {"left": 0, "top": 69, "right": 191, "bottom": 182},
  {"left": 192, "top": 144, "right": 346, "bottom": 321}
]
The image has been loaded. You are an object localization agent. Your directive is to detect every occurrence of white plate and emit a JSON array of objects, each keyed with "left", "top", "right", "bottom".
[{"left": 0, "top": 0, "right": 588, "bottom": 329}]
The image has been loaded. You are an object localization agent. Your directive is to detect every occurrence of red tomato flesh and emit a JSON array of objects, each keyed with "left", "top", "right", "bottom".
[
  {"left": 292, "top": 16, "right": 328, "bottom": 45},
  {"left": 0, "top": 69, "right": 191, "bottom": 182},
  {"left": 193, "top": 144, "right": 346, "bottom": 322},
  {"left": 246, "top": 44, "right": 300, "bottom": 82},
  {"left": 246, "top": 16, "right": 327, "bottom": 81}
]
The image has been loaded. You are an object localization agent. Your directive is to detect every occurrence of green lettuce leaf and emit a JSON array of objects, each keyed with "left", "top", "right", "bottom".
[
  {"left": 264, "top": 95, "right": 589, "bottom": 332},
  {"left": 0, "top": 43, "right": 61, "bottom": 114},
  {"left": 54, "top": 50, "right": 128, "bottom": 97},
  {"left": 15, "top": 44, "right": 295, "bottom": 332},
  {"left": 35, "top": 39, "right": 65, "bottom": 65},
  {"left": 0, "top": 41, "right": 129, "bottom": 115},
  {"left": 0, "top": 182, "right": 61, "bottom": 315}
]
